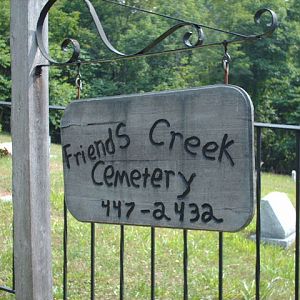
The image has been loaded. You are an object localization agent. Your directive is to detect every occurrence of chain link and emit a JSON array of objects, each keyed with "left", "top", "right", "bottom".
[
  {"left": 75, "top": 61, "right": 82, "bottom": 99},
  {"left": 222, "top": 41, "right": 230, "bottom": 84}
]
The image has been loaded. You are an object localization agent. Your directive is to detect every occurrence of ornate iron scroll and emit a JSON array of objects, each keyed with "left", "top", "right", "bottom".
[{"left": 36, "top": 0, "right": 278, "bottom": 66}]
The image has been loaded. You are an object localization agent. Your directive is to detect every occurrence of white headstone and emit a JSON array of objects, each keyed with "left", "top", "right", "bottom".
[
  {"left": 292, "top": 170, "right": 296, "bottom": 182},
  {"left": 253, "top": 192, "right": 296, "bottom": 248}
]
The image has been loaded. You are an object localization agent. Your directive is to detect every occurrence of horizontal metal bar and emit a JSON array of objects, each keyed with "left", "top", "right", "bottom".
[
  {"left": 36, "top": 40, "right": 235, "bottom": 68},
  {"left": 0, "top": 101, "right": 11, "bottom": 107},
  {"left": 254, "top": 122, "right": 300, "bottom": 132},
  {"left": 0, "top": 286, "right": 15, "bottom": 294},
  {"left": 0, "top": 101, "right": 65, "bottom": 111},
  {"left": 49, "top": 105, "right": 66, "bottom": 111},
  {"left": 2, "top": 102, "right": 299, "bottom": 132}
]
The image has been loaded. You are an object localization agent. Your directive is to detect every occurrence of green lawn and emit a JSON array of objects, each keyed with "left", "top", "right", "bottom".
[{"left": 0, "top": 132, "right": 297, "bottom": 299}]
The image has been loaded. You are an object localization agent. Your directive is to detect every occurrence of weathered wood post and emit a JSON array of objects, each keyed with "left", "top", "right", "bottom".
[{"left": 10, "top": 0, "right": 53, "bottom": 299}]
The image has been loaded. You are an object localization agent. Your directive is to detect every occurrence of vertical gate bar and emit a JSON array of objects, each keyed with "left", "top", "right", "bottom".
[
  {"left": 255, "top": 127, "right": 262, "bottom": 300},
  {"left": 63, "top": 199, "right": 68, "bottom": 300},
  {"left": 120, "top": 225, "right": 125, "bottom": 300},
  {"left": 151, "top": 227, "right": 156, "bottom": 300},
  {"left": 12, "top": 223, "right": 15, "bottom": 291},
  {"left": 295, "top": 131, "right": 300, "bottom": 300},
  {"left": 219, "top": 42, "right": 228, "bottom": 300},
  {"left": 183, "top": 229, "right": 188, "bottom": 300},
  {"left": 91, "top": 223, "right": 95, "bottom": 300},
  {"left": 219, "top": 232, "right": 223, "bottom": 300}
]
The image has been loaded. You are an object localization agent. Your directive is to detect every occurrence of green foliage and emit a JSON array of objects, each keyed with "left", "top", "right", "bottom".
[{"left": 0, "top": 0, "right": 11, "bottom": 101}]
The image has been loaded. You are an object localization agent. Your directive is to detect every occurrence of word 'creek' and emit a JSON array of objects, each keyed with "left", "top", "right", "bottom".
[{"left": 62, "top": 118, "right": 235, "bottom": 200}]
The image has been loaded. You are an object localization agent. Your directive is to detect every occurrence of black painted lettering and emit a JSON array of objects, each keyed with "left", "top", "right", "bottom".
[
  {"left": 73, "top": 151, "right": 82, "bottom": 166},
  {"left": 125, "top": 202, "right": 135, "bottom": 218},
  {"left": 104, "top": 165, "right": 114, "bottom": 187},
  {"left": 142, "top": 168, "right": 151, "bottom": 188},
  {"left": 218, "top": 134, "right": 235, "bottom": 166},
  {"left": 114, "top": 170, "right": 131, "bottom": 187},
  {"left": 88, "top": 144, "right": 97, "bottom": 161},
  {"left": 130, "top": 169, "right": 142, "bottom": 188},
  {"left": 62, "top": 144, "right": 72, "bottom": 169},
  {"left": 116, "top": 122, "right": 130, "bottom": 149},
  {"left": 153, "top": 202, "right": 171, "bottom": 221},
  {"left": 102, "top": 200, "right": 110, "bottom": 217},
  {"left": 189, "top": 203, "right": 200, "bottom": 223},
  {"left": 91, "top": 160, "right": 105, "bottom": 186},
  {"left": 177, "top": 172, "right": 196, "bottom": 199},
  {"left": 175, "top": 202, "right": 185, "bottom": 222},
  {"left": 149, "top": 119, "right": 170, "bottom": 146},
  {"left": 169, "top": 131, "right": 183, "bottom": 150},
  {"left": 105, "top": 128, "right": 115, "bottom": 155},
  {"left": 113, "top": 201, "right": 121, "bottom": 218},
  {"left": 202, "top": 141, "right": 219, "bottom": 161},
  {"left": 151, "top": 168, "right": 163, "bottom": 188},
  {"left": 201, "top": 203, "right": 223, "bottom": 223},
  {"left": 164, "top": 170, "right": 175, "bottom": 189},
  {"left": 94, "top": 139, "right": 106, "bottom": 158},
  {"left": 184, "top": 136, "right": 200, "bottom": 156},
  {"left": 80, "top": 145, "right": 87, "bottom": 164}
]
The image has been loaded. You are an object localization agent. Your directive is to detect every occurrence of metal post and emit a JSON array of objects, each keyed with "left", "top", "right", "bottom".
[
  {"left": 295, "top": 131, "right": 300, "bottom": 300},
  {"left": 10, "top": 0, "right": 53, "bottom": 299},
  {"left": 255, "top": 127, "right": 262, "bottom": 300}
]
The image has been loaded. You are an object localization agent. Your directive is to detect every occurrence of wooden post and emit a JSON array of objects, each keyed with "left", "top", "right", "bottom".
[{"left": 10, "top": 0, "right": 53, "bottom": 299}]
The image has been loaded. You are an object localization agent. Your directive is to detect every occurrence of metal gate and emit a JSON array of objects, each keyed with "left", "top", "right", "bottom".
[{"left": 1, "top": 103, "right": 299, "bottom": 298}]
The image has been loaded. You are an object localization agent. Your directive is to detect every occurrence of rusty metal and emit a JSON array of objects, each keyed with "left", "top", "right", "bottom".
[{"left": 36, "top": 0, "right": 278, "bottom": 67}]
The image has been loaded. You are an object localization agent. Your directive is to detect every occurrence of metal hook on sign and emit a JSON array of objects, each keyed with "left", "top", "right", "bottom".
[
  {"left": 222, "top": 41, "right": 231, "bottom": 84},
  {"left": 75, "top": 61, "right": 83, "bottom": 99}
]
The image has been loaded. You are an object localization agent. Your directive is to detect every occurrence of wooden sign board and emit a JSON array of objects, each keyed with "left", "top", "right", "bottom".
[{"left": 61, "top": 84, "right": 254, "bottom": 232}]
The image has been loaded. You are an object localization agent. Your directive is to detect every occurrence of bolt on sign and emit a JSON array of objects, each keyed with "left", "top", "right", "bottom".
[{"left": 61, "top": 84, "right": 254, "bottom": 232}]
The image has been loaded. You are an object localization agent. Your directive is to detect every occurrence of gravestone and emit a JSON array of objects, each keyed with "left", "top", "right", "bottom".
[
  {"left": 255, "top": 192, "right": 296, "bottom": 248},
  {"left": 292, "top": 170, "right": 296, "bottom": 182}
]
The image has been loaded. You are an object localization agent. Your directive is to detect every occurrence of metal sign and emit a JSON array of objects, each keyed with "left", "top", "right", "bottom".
[{"left": 61, "top": 84, "right": 254, "bottom": 232}]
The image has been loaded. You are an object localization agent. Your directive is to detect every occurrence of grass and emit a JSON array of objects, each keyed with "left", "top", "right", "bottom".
[{"left": 0, "top": 132, "right": 298, "bottom": 299}]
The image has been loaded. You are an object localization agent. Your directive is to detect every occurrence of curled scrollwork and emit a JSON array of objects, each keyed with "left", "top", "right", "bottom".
[
  {"left": 254, "top": 8, "right": 278, "bottom": 38},
  {"left": 36, "top": 0, "right": 81, "bottom": 64},
  {"left": 36, "top": 0, "right": 278, "bottom": 65},
  {"left": 183, "top": 25, "right": 205, "bottom": 48}
]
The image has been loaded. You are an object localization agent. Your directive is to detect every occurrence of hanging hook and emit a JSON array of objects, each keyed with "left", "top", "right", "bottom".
[
  {"left": 222, "top": 41, "right": 231, "bottom": 84},
  {"left": 75, "top": 61, "right": 83, "bottom": 99}
]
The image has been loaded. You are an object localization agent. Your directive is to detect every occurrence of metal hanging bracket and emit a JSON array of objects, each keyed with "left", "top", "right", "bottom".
[
  {"left": 36, "top": 0, "right": 278, "bottom": 68},
  {"left": 75, "top": 61, "right": 83, "bottom": 99},
  {"left": 222, "top": 41, "right": 231, "bottom": 84}
]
